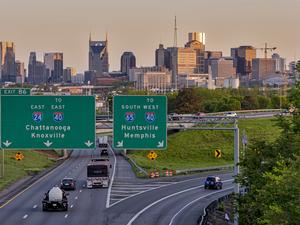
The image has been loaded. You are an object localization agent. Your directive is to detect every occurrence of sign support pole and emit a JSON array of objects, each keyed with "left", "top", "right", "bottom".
[
  {"left": 1, "top": 148, "right": 4, "bottom": 178},
  {"left": 234, "top": 122, "right": 240, "bottom": 225}
]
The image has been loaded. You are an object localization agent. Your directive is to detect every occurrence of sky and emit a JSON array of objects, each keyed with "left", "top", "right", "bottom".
[{"left": 0, "top": 0, "right": 300, "bottom": 73}]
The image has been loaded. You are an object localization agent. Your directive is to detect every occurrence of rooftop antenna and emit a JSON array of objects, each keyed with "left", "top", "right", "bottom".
[{"left": 173, "top": 15, "right": 177, "bottom": 47}]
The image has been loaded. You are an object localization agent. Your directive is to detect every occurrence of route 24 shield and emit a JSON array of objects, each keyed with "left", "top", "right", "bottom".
[
  {"left": 32, "top": 112, "right": 42, "bottom": 122},
  {"left": 53, "top": 112, "right": 64, "bottom": 122},
  {"left": 125, "top": 112, "right": 135, "bottom": 122},
  {"left": 145, "top": 112, "right": 155, "bottom": 123}
]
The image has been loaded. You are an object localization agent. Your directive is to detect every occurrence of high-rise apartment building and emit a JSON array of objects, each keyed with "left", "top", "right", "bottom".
[
  {"left": 44, "top": 52, "right": 63, "bottom": 83},
  {"left": 0, "top": 41, "right": 16, "bottom": 82},
  {"left": 15, "top": 60, "right": 25, "bottom": 83},
  {"left": 271, "top": 53, "right": 286, "bottom": 73},
  {"left": 210, "top": 57, "right": 236, "bottom": 79},
  {"left": 252, "top": 58, "right": 276, "bottom": 81},
  {"left": 63, "top": 67, "right": 76, "bottom": 83},
  {"left": 89, "top": 34, "right": 109, "bottom": 76},
  {"left": 231, "top": 46, "right": 256, "bottom": 77},
  {"left": 188, "top": 32, "right": 206, "bottom": 45},
  {"left": 120, "top": 52, "right": 136, "bottom": 75}
]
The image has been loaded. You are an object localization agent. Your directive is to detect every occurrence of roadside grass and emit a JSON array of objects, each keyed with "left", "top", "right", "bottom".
[
  {"left": 128, "top": 117, "right": 282, "bottom": 172},
  {"left": 0, "top": 150, "right": 57, "bottom": 191}
]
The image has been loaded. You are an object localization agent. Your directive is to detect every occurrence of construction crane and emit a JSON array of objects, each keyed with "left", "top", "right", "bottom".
[{"left": 256, "top": 43, "right": 277, "bottom": 58}]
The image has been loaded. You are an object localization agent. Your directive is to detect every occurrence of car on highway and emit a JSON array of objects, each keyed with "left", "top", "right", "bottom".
[
  {"left": 60, "top": 178, "right": 76, "bottom": 190},
  {"left": 168, "top": 113, "right": 182, "bottom": 121},
  {"left": 204, "top": 176, "right": 223, "bottom": 189},
  {"left": 100, "top": 149, "right": 109, "bottom": 157},
  {"left": 42, "top": 186, "right": 69, "bottom": 211},
  {"left": 224, "top": 112, "right": 237, "bottom": 117},
  {"left": 193, "top": 112, "right": 206, "bottom": 119}
]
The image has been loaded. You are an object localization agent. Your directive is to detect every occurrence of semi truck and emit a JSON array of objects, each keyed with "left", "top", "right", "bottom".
[
  {"left": 86, "top": 158, "right": 110, "bottom": 188},
  {"left": 98, "top": 136, "right": 108, "bottom": 149}
]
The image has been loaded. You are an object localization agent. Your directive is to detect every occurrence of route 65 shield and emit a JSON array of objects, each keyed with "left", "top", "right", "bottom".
[
  {"left": 145, "top": 112, "right": 155, "bottom": 123},
  {"left": 53, "top": 112, "right": 64, "bottom": 122},
  {"left": 125, "top": 112, "right": 135, "bottom": 122},
  {"left": 32, "top": 112, "right": 42, "bottom": 122}
]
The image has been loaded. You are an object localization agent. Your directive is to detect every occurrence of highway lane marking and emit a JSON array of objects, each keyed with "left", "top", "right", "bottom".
[
  {"left": 33, "top": 204, "right": 37, "bottom": 209},
  {"left": 106, "top": 144, "right": 117, "bottom": 208},
  {"left": 111, "top": 193, "right": 131, "bottom": 197},
  {"left": 0, "top": 157, "right": 70, "bottom": 209},
  {"left": 168, "top": 186, "right": 233, "bottom": 225},
  {"left": 65, "top": 214, "right": 68, "bottom": 218},
  {"left": 109, "top": 175, "right": 232, "bottom": 208},
  {"left": 22, "top": 214, "right": 28, "bottom": 219},
  {"left": 75, "top": 196, "right": 78, "bottom": 200},
  {"left": 79, "top": 190, "right": 82, "bottom": 193},
  {"left": 70, "top": 205, "right": 74, "bottom": 208},
  {"left": 126, "top": 179, "right": 234, "bottom": 225}
]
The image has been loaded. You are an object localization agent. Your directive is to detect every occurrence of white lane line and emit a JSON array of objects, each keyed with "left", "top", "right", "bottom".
[
  {"left": 112, "top": 187, "right": 151, "bottom": 190},
  {"left": 168, "top": 186, "right": 233, "bottom": 225},
  {"left": 82, "top": 184, "right": 85, "bottom": 188},
  {"left": 112, "top": 190, "right": 140, "bottom": 193},
  {"left": 0, "top": 157, "right": 69, "bottom": 209},
  {"left": 126, "top": 179, "right": 234, "bottom": 225},
  {"left": 110, "top": 193, "right": 131, "bottom": 197},
  {"left": 79, "top": 190, "right": 82, "bottom": 193},
  {"left": 33, "top": 204, "right": 37, "bottom": 209},
  {"left": 75, "top": 196, "right": 78, "bottom": 200},
  {"left": 109, "top": 175, "right": 232, "bottom": 209},
  {"left": 22, "top": 214, "right": 28, "bottom": 219},
  {"left": 70, "top": 205, "right": 74, "bottom": 208},
  {"left": 106, "top": 143, "right": 117, "bottom": 208},
  {"left": 113, "top": 184, "right": 163, "bottom": 188},
  {"left": 65, "top": 214, "right": 68, "bottom": 218}
]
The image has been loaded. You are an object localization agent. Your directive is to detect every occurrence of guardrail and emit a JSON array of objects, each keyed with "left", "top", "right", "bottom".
[{"left": 176, "top": 165, "right": 233, "bottom": 175}]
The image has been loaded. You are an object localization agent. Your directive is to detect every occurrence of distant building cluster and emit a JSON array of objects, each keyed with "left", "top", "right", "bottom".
[{"left": 0, "top": 26, "right": 298, "bottom": 90}]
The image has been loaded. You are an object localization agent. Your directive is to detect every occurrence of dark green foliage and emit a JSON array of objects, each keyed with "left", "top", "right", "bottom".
[{"left": 237, "top": 82, "right": 300, "bottom": 225}]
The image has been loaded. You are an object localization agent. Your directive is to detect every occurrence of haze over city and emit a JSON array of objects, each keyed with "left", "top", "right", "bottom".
[{"left": 1, "top": 0, "right": 300, "bottom": 72}]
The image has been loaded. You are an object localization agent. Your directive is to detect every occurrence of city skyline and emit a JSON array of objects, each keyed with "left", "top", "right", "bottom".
[{"left": 1, "top": 0, "right": 299, "bottom": 73}]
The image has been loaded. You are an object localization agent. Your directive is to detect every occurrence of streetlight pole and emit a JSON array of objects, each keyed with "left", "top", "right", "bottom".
[{"left": 234, "top": 120, "right": 240, "bottom": 225}]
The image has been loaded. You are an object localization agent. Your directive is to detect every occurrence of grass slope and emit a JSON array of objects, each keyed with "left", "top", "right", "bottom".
[
  {"left": 128, "top": 118, "right": 281, "bottom": 172},
  {"left": 0, "top": 150, "right": 57, "bottom": 191}
]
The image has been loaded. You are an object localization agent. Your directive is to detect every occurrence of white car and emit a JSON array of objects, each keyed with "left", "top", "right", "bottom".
[{"left": 224, "top": 112, "right": 237, "bottom": 117}]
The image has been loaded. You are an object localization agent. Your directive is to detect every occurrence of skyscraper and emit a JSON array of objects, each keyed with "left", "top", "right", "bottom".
[
  {"left": 252, "top": 58, "right": 276, "bottom": 81},
  {"left": 271, "top": 53, "right": 286, "bottom": 73},
  {"left": 0, "top": 41, "right": 16, "bottom": 82},
  {"left": 155, "top": 44, "right": 170, "bottom": 68},
  {"left": 231, "top": 46, "right": 256, "bottom": 78},
  {"left": 185, "top": 33, "right": 205, "bottom": 73},
  {"left": 121, "top": 52, "right": 136, "bottom": 75},
  {"left": 89, "top": 34, "right": 109, "bottom": 76},
  {"left": 28, "top": 52, "right": 36, "bottom": 84},
  {"left": 44, "top": 52, "right": 63, "bottom": 83},
  {"left": 15, "top": 60, "right": 25, "bottom": 83},
  {"left": 188, "top": 32, "right": 206, "bottom": 45}
]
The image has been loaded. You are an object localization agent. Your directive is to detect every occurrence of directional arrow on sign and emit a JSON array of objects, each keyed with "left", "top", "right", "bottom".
[
  {"left": 84, "top": 140, "right": 93, "bottom": 147},
  {"left": 116, "top": 140, "right": 123, "bottom": 148},
  {"left": 215, "top": 149, "right": 221, "bottom": 158},
  {"left": 2, "top": 140, "right": 12, "bottom": 147},
  {"left": 157, "top": 141, "right": 164, "bottom": 148},
  {"left": 43, "top": 140, "right": 53, "bottom": 147}
]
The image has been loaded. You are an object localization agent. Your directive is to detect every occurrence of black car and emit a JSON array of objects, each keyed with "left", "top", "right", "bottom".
[
  {"left": 100, "top": 149, "right": 109, "bottom": 157},
  {"left": 60, "top": 178, "right": 76, "bottom": 190},
  {"left": 204, "top": 176, "right": 223, "bottom": 189}
]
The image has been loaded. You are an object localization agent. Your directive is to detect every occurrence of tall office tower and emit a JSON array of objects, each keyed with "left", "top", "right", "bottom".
[
  {"left": 271, "top": 53, "right": 286, "bottom": 73},
  {"left": 28, "top": 52, "right": 36, "bottom": 84},
  {"left": 89, "top": 34, "right": 109, "bottom": 76},
  {"left": 185, "top": 33, "right": 205, "bottom": 73},
  {"left": 0, "top": 41, "right": 16, "bottom": 82},
  {"left": 252, "top": 58, "right": 276, "bottom": 81},
  {"left": 44, "top": 52, "right": 63, "bottom": 83},
  {"left": 15, "top": 60, "right": 25, "bottom": 83},
  {"left": 204, "top": 51, "right": 223, "bottom": 73},
  {"left": 231, "top": 46, "right": 256, "bottom": 78},
  {"left": 188, "top": 32, "right": 206, "bottom": 45},
  {"left": 35, "top": 61, "right": 47, "bottom": 84},
  {"left": 63, "top": 67, "right": 76, "bottom": 83},
  {"left": 210, "top": 57, "right": 236, "bottom": 79},
  {"left": 167, "top": 47, "right": 197, "bottom": 88},
  {"left": 120, "top": 52, "right": 136, "bottom": 75},
  {"left": 155, "top": 44, "right": 171, "bottom": 69}
]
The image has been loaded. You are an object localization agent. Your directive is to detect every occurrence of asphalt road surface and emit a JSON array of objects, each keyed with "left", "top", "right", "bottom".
[{"left": 0, "top": 144, "right": 234, "bottom": 225}]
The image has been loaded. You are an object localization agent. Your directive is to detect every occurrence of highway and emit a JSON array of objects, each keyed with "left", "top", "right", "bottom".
[{"left": 0, "top": 144, "right": 233, "bottom": 225}]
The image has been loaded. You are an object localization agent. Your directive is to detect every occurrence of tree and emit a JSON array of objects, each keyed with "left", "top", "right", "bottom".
[{"left": 173, "top": 88, "right": 202, "bottom": 113}]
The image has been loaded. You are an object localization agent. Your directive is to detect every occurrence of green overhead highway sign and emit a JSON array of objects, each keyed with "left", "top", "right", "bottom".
[
  {"left": 1, "top": 88, "right": 31, "bottom": 96},
  {"left": 113, "top": 95, "right": 167, "bottom": 150},
  {"left": 1, "top": 95, "right": 95, "bottom": 149}
]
